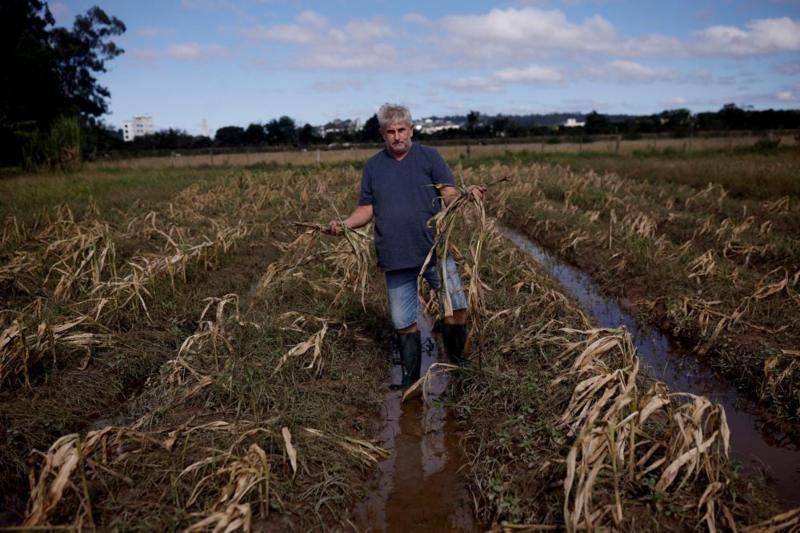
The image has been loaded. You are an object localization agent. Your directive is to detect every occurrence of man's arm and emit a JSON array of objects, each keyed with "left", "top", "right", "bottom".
[{"left": 327, "top": 204, "right": 374, "bottom": 235}]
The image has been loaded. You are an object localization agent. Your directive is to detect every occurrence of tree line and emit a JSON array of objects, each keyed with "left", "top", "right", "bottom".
[{"left": 123, "top": 105, "right": 799, "bottom": 153}]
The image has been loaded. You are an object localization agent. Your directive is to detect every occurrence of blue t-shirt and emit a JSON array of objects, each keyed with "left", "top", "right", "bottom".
[{"left": 359, "top": 143, "right": 456, "bottom": 272}]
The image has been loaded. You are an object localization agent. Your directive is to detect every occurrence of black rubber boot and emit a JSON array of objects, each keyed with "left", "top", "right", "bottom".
[
  {"left": 390, "top": 332, "right": 422, "bottom": 390},
  {"left": 441, "top": 323, "right": 468, "bottom": 366}
]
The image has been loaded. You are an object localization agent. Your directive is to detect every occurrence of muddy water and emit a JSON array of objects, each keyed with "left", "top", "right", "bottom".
[
  {"left": 501, "top": 226, "right": 800, "bottom": 507},
  {"left": 354, "top": 315, "right": 479, "bottom": 532}
]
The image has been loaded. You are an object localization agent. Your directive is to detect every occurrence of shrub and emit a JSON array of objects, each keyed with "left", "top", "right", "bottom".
[{"left": 21, "top": 116, "right": 82, "bottom": 171}]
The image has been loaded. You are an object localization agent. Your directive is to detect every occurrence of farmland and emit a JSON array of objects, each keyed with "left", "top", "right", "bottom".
[{"left": 1, "top": 142, "right": 799, "bottom": 530}]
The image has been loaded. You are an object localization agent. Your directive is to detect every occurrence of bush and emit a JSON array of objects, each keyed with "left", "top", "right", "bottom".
[
  {"left": 752, "top": 137, "right": 781, "bottom": 153},
  {"left": 21, "top": 116, "right": 82, "bottom": 171}
]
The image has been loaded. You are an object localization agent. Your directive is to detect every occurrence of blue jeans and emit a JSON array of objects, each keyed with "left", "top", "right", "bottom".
[{"left": 385, "top": 256, "right": 468, "bottom": 330}]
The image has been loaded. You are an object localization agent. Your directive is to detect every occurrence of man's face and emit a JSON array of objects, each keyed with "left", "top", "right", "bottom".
[{"left": 381, "top": 121, "right": 413, "bottom": 158}]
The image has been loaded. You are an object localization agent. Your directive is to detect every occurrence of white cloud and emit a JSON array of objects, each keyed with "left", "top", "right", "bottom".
[
  {"left": 692, "top": 17, "right": 800, "bottom": 55},
  {"left": 433, "top": 8, "right": 798, "bottom": 61},
  {"left": 166, "top": 43, "right": 226, "bottom": 60},
  {"left": 240, "top": 7, "right": 800, "bottom": 77},
  {"left": 130, "top": 48, "right": 159, "bottom": 63},
  {"left": 312, "top": 80, "right": 365, "bottom": 93},
  {"left": 664, "top": 96, "right": 688, "bottom": 107},
  {"left": 495, "top": 65, "right": 564, "bottom": 83},
  {"left": 440, "top": 7, "right": 619, "bottom": 58},
  {"left": 402, "top": 13, "right": 430, "bottom": 26},
  {"left": 243, "top": 11, "right": 397, "bottom": 70},
  {"left": 601, "top": 60, "right": 677, "bottom": 81},
  {"left": 446, "top": 64, "right": 563, "bottom": 92},
  {"left": 776, "top": 90, "right": 796, "bottom": 101},
  {"left": 445, "top": 76, "right": 505, "bottom": 92}
]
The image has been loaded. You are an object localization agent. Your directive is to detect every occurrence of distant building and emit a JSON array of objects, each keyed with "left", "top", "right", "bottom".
[
  {"left": 413, "top": 118, "right": 461, "bottom": 134},
  {"left": 122, "top": 115, "right": 155, "bottom": 142},
  {"left": 563, "top": 117, "right": 586, "bottom": 128},
  {"left": 319, "top": 118, "right": 360, "bottom": 138}
]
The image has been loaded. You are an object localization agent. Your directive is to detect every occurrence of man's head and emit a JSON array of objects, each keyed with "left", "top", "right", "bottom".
[{"left": 377, "top": 103, "right": 413, "bottom": 159}]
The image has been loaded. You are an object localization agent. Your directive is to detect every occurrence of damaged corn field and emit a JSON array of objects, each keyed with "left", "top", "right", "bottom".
[
  {"left": 477, "top": 148, "right": 800, "bottom": 425},
  {"left": 1, "top": 156, "right": 798, "bottom": 530}
]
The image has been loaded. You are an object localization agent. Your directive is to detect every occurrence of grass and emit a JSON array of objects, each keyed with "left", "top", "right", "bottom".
[
  {"left": 460, "top": 145, "right": 800, "bottom": 199},
  {"left": 0, "top": 166, "right": 236, "bottom": 227}
]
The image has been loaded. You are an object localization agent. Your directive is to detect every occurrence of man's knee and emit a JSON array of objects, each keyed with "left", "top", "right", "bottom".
[{"left": 444, "top": 309, "right": 467, "bottom": 325}]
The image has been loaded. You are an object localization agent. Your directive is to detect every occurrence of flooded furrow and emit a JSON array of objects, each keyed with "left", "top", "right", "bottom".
[
  {"left": 354, "top": 315, "right": 479, "bottom": 532},
  {"left": 501, "top": 226, "right": 800, "bottom": 507}
]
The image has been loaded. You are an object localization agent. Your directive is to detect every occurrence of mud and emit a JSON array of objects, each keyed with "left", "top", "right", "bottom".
[
  {"left": 354, "top": 315, "right": 479, "bottom": 532},
  {"left": 502, "top": 226, "right": 800, "bottom": 507}
]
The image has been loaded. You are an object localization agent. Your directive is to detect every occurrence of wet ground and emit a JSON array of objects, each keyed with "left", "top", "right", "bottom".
[
  {"left": 353, "top": 315, "right": 479, "bottom": 532},
  {"left": 501, "top": 226, "right": 800, "bottom": 507}
]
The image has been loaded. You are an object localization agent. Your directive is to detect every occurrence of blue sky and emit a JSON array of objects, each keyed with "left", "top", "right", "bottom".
[{"left": 50, "top": 0, "right": 800, "bottom": 135}]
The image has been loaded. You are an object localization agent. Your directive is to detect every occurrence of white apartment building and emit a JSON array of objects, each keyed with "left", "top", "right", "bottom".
[
  {"left": 122, "top": 115, "right": 155, "bottom": 141},
  {"left": 563, "top": 117, "right": 586, "bottom": 128}
]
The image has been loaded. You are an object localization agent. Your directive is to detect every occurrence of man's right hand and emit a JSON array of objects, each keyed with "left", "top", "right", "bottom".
[{"left": 326, "top": 220, "right": 344, "bottom": 236}]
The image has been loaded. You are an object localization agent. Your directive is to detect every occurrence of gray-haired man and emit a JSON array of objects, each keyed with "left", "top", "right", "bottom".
[{"left": 328, "top": 103, "right": 484, "bottom": 390}]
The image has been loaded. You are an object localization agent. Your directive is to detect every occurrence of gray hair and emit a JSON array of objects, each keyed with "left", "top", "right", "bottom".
[{"left": 377, "top": 103, "right": 412, "bottom": 129}]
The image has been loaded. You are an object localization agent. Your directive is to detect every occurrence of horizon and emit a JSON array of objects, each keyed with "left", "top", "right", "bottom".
[{"left": 50, "top": 0, "right": 800, "bottom": 135}]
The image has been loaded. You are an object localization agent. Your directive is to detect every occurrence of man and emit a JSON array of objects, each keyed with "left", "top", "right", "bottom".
[{"left": 328, "top": 103, "right": 484, "bottom": 390}]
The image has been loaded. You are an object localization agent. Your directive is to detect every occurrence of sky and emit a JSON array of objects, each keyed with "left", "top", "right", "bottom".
[{"left": 50, "top": 0, "right": 800, "bottom": 135}]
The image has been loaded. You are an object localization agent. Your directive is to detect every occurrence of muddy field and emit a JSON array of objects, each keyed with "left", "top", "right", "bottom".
[{"left": 1, "top": 150, "right": 799, "bottom": 530}]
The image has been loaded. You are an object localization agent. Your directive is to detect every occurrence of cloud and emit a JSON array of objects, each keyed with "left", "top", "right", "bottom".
[
  {"left": 439, "top": 7, "right": 620, "bottom": 59},
  {"left": 446, "top": 76, "right": 505, "bottom": 92},
  {"left": 130, "top": 48, "right": 159, "bottom": 63},
  {"left": 776, "top": 90, "right": 797, "bottom": 101},
  {"left": 312, "top": 80, "right": 365, "bottom": 93},
  {"left": 691, "top": 17, "right": 800, "bottom": 55},
  {"left": 243, "top": 11, "right": 398, "bottom": 70},
  {"left": 596, "top": 60, "right": 678, "bottom": 81},
  {"left": 495, "top": 65, "right": 564, "bottom": 83},
  {"left": 432, "top": 8, "right": 798, "bottom": 61},
  {"left": 446, "top": 64, "right": 563, "bottom": 92},
  {"left": 776, "top": 60, "right": 800, "bottom": 75},
  {"left": 663, "top": 96, "right": 688, "bottom": 107},
  {"left": 137, "top": 26, "right": 175, "bottom": 38},
  {"left": 402, "top": 13, "right": 430, "bottom": 26},
  {"left": 166, "top": 42, "right": 226, "bottom": 60},
  {"left": 49, "top": 2, "right": 70, "bottom": 23}
]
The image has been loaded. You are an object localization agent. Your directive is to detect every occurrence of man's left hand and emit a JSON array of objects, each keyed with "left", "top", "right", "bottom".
[{"left": 469, "top": 185, "right": 487, "bottom": 202}]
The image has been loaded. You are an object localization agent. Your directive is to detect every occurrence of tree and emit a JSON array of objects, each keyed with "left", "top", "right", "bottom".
[
  {"left": 214, "top": 126, "right": 245, "bottom": 146},
  {"left": 718, "top": 103, "right": 747, "bottom": 131},
  {"left": 490, "top": 116, "right": 511, "bottom": 137},
  {"left": 584, "top": 111, "right": 611, "bottom": 135},
  {"left": 0, "top": 0, "right": 125, "bottom": 165},
  {"left": 298, "top": 123, "right": 318, "bottom": 147},
  {"left": 361, "top": 114, "right": 381, "bottom": 142},
  {"left": 49, "top": 7, "right": 125, "bottom": 119},
  {"left": 466, "top": 110, "right": 480, "bottom": 137},
  {"left": 266, "top": 116, "right": 297, "bottom": 145},
  {"left": 243, "top": 123, "right": 266, "bottom": 145},
  {"left": 658, "top": 108, "right": 693, "bottom": 137}
]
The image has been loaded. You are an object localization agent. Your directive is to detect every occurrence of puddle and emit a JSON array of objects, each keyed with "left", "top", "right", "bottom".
[
  {"left": 354, "top": 315, "right": 479, "bottom": 532},
  {"left": 501, "top": 226, "right": 800, "bottom": 507}
]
